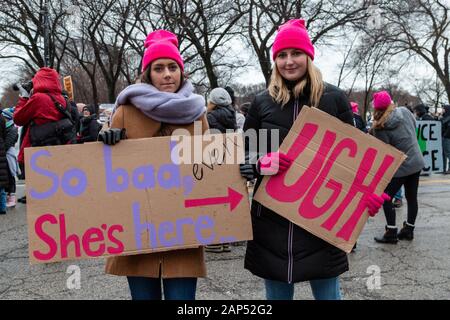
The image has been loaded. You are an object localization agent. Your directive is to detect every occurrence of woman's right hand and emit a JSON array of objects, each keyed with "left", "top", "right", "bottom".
[
  {"left": 98, "top": 128, "right": 126, "bottom": 145},
  {"left": 257, "top": 152, "right": 292, "bottom": 175}
]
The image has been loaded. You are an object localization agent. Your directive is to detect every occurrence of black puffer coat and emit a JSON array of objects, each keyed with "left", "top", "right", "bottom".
[
  {"left": 0, "top": 115, "right": 9, "bottom": 188},
  {"left": 244, "top": 83, "right": 354, "bottom": 283},
  {"left": 79, "top": 115, "right": 101, "bottom": 143},
  {"left": 207, "top": 105, "right": 237, "bottom": 133}
]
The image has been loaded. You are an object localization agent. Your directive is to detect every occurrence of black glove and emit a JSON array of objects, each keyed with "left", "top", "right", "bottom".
[
  {"left": 98, "top": 128, "right": 126, "bottom": 145},
  {"left": 17, "top": 84, "right": 30, "bottom": 98},
  {"left": 240, "top": 163, "right": 257, "bottom": 180}
]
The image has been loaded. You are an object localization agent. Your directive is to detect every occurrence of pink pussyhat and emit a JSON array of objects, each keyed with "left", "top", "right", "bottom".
[
  {"left": 272, "top": 19, "right": 315, "bottom": 61},
  {"left": 141, "top": 30, "right": 184, "bottom": 72},
  {"left": 350, "top": 102, "right": 359, "bottom": 114},
  {"left": 373, "top": 91, "right": 392, "bottom": 110}
]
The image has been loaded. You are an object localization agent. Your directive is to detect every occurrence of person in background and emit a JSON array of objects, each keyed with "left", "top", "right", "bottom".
[
  {"left": 240, "top": 102, "right": 251, "bottom": 118},
  {"left": 98, "top": 29, "right": 208, "bottom": 300},
  {"left": 204, "top": 87, "right": 237, "bottom": 253},
  {"left": 413, "top": 103, "right": 434, "bottom": 121},
  {"left": 1, "top": 108, "right": 18, "bottom": 208},
  {"left": 350, "top": 101, "right": 367, "bottom": 133},
  {"left": 239, "top": 19, "right": 387, "bottom": 300},
  {"left": 78, "top": 105, "right": 101, "bottom": 143},
  {"left": 441, "top": 104, "right": 450, "bottom": 174},
  {"left": 225, "top": 86, "right": 245, "bottom": 132},
  {"left": 14, "top": 67, "right": 73, "bottom": 204},
  {"left": 206, "top": 87, "right": 237, "bottom": 133},
  {"left": 0, "top": 113, "right": 8, "bottom": 214},
  {"left": 371, "top": 91, "right": 425, "bottom": 244}
]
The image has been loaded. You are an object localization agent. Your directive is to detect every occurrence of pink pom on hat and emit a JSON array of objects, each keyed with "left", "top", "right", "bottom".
[
  {"left": 373, "top": 91, "right": 393, "bottom": 110},
  {"left": 272, "top": 19, "right": 315, "bottom": 61},
  {"left": 350, "top": 102, "right": 359, "bottom": 113},
  {"left": 141, "top": 30, "right": 184, "bottom": 72}
]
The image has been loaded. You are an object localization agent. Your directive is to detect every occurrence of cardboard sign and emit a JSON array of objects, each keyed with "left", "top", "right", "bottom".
[
  {"left": 416, "top": 120, "right": 443, "bottom": 173},
  {"left": 254, "top": 106, "right": 406, "bottom": 253},
  {"left": 63, "top": 76, "right": 74, "bottom": 101},
  {"left": 25, "top": 133, "right": 252, "bottom": 264}
]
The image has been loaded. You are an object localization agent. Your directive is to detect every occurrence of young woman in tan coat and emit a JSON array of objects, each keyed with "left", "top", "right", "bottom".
[{"left": 99, "top": 30, "right": 208, "bottom": 300}]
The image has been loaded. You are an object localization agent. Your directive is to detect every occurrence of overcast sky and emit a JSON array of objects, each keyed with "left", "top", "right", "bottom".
[{"left": 0, "top": 37, "right": 439, "bottom": 103}]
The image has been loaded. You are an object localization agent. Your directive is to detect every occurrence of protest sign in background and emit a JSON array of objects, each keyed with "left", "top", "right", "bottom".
[
  {"left": 25, "top": 133, "right": 251, "bottom": 264},
  {"left": 416, "top": 120, "right": 443, "bottom": 173},
  {"left": 63, "top": 76, "right": 74, "bottom": 101},
  {"left": 254, "top": 107, "right": 406, "bottom": 253}
]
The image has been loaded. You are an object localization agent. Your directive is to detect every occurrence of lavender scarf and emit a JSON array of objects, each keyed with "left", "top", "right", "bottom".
[{"left": 112, "top": 80, "right": 206, "bottom": 124}]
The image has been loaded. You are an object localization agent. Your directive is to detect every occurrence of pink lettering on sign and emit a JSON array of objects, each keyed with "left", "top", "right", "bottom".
[
  {"left": 33, "top": 213, "right": 125, "bottom": 261},
  {"left": 265, "top": 122, "right": 395, "bottom": 241}
]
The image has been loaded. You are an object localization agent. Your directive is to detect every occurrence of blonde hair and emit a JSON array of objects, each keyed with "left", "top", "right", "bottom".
[
  {"left": 372, "top": 103, "right": 396, "bottom": 129},
  {"left": 268, "top": 56, "right": 324, "bottom": 108}
]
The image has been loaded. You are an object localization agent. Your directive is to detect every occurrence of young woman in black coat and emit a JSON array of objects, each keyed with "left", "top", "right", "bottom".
[{"left": 239, "top": 19, "right": 387, "bottom": 300}]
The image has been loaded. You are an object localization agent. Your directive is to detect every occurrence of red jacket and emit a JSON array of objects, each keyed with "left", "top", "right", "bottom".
[{"left": 14, "top": 67, "right": 68, "bottom": 164}]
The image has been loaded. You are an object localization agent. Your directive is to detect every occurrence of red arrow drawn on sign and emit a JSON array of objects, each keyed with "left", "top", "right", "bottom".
[{"left": 184, "top": 187, "right": 244, "bottom": 212}]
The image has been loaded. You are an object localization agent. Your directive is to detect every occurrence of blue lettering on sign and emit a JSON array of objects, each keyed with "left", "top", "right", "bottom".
[
  {"left": 29, "top": 150, "right": 87, "bottom": 200},
  {"left": 103, "top": 144, "right": 195, "bottom": 195},
  {"left": 132, "top": 201, "right": 218, "bottom": 249}
]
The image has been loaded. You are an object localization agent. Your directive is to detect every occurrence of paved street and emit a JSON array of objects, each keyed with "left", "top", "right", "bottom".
[{"left": 1, "top": 175, "right": 449, "bottom": 300}]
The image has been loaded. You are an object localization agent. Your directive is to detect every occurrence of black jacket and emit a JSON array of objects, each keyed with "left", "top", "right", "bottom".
[
  {"left": 0, "top": 115, "right": 9, "bottom": 189},
  {"left": 442, "top": 105, "right": 450, "bottom": 139},
  {"left": 4, "top": 125, "right": 18, "bottom": 150},
  {"left": 353, "top": 114, "right": 367, "bottom": 133},
  {"left": 79, "top": 115, "right": 101, "bottom": 143},
  {"left": 244, "top": 83, "right": 353, "bottom": 283},
  {"left": 207, "top": 105, "right": 237, "bottom": 133}
]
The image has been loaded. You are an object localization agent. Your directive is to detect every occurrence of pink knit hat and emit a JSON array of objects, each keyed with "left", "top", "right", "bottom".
[
  {"left": 272, "top": 19, "right": 315, "bottom": 61},
  {"left": 350, "top": 102, "right": 359, "bottom": 114},
  {"left": 373, "top": 91, "right": 393, "bottom": 110},
  {"left": 141, "top": 30, "right": 184, "bottom": 72}
]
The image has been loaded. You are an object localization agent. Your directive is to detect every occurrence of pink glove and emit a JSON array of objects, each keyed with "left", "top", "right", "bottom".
[
  {"left": 258, "top": 152, "right": 293, "bottom": 175},
  {"left": 366, "top": 193, "right": 391, "bottom": 217}
]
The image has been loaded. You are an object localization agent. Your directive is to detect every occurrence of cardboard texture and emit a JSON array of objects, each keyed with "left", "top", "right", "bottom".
[
  {"left": 254, "top": 106, "right": 406, "bottom": 253},
  {"left": 416, "top": 120, "right": 443, "bottom": 173},
  {"left": 25, "top": 133, "right": 251, "bottom": 264},
  {"left": 63, "top": 76, "right": 74, "bottom": 101}
]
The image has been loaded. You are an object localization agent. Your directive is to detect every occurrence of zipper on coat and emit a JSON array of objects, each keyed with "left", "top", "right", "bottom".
[{"left": 287, "top": 98, "right": 300, "bottom": 283}]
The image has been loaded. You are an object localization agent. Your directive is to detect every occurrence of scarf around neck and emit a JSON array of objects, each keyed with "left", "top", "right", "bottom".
[{"left": 112, "top": 80, "right": 206, "bottom": 124}]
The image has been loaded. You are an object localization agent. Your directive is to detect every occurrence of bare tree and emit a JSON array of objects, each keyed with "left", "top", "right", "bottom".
[
  {"left": 0, "top": 0, "right": 75, "bottom": 71},
  {"left": 156, "top": 0, "right": 249, "bottom": 90},
  {"left": 380, "top": 0, "right": 450, "bottom": 102}
]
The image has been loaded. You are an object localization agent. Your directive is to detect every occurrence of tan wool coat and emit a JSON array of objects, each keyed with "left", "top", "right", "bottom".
[{"left": 105, "top": 104, "right": 209, "bottom": 278}]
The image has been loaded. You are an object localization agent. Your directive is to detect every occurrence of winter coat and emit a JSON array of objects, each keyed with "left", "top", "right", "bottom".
[
  {"left": 13, "top": 67, "right": 69, "bottom": 164},
  {"left": 415, "top": 104, "right": 435, "bottom": 120},
  {"left": 353, "top": 113, "right": 367, "bottom": 133},
  {"left": 105, "top": 104, "right": 209, "bottom": 278},
  {"left": 4, "top": 125, "right": 18, "bottom": 150},
  {"left": 441, "top": 105, "right": 450, "bottom": 139},
  {"left": 372, "top": 106, "right": 425, "bottom": 177},
  {"left": 0, "top": 115, "right": 9, "bottom": 189},
  {"left": 207, "top": 105, "right": 237, "bottom": 133},
  {"left": 78, "top": 115, "right": 100, "bottom": 143},
  {"left": 244, "top": 83, "right": 353, "bottom": 283}
]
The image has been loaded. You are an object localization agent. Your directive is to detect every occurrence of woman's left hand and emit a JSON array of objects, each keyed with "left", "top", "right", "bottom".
[{"left": 366, "top": 193, "right": 391, "bottom": 217}]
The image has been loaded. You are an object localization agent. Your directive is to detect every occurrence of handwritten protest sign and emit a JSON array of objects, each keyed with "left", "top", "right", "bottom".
[
  {"left": 416, "top": 120, "right": 443, "bottom": 173},
  {"left": 63, "top": 76, "right": 74, "bottom": 101},
  {"left": 25, "top": 133, "right": 251, "bottom": 264},
  {"left": 254, "top": 106, "right": 406, "bottom": 253}
]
